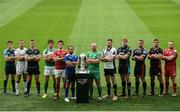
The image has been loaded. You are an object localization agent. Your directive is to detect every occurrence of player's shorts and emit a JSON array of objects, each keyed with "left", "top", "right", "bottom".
[
  {"left": 134, "top": 63, "right": 146, "bottom": 77},
  {"left": 55, "top": 69, "right": 65, "bottom": 78},
  {"left": 16, "top": 62, "right": 27, "bottom": 75},
  {"left": 65, "top": 68, "right": 76, "bottom": 82},
  {"left": 118, "top": 63, "right": 130, "bottom": 75},
  {"left": 150, "top": 65, "right": 162, "bottom": 76},
  {"left": 27, "top": 67, "right": 40, "bottom": 75},
  {"left": 104, "top": 69, "right": 116, "bottom": 76},
  {"left": 5, "top": 64, "right": 16, "bottom": 75},
  {"left": 89, "top": 71, "right": 100, "bottom": 80},
  {"left": 44, "top": 66, "right": 55, "bottom": 76},
  {"left": 164, "top": 65, "right": 176, "bottom": 78}
]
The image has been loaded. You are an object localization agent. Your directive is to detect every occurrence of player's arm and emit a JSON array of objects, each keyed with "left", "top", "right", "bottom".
[
  {"left": 163, "top": 51, "right": 177, "bottom": 61},
  {"left": 134, "top": 50, "right": 147, "bottom": 61},
  {"left": 25, "top": 54, "right": 34, "bottom": 61}
]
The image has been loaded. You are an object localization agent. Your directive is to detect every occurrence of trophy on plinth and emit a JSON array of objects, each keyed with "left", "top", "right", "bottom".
[{"left": 77, "top": 52, "right": 89, "bottom": 74}]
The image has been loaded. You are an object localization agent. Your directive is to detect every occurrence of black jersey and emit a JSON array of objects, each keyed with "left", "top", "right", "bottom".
[
  {"left": 3, "top": 48, "right": 16, "bottom": 65},
  {"left": 148, "top": 47, "right": 163, "bottom": 66},
  {"left": 26, "top": 48, "right": 40, "bottom": 68},
  {"left": 117, "top": 45, "right": 131, "bottom": 65},
  {"left": 132, "top": 47, "right": 147, "bottom": 65}
]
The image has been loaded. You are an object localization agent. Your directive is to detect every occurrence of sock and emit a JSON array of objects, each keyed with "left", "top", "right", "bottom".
[
  {"left": 160, "top": 83, "right": 164, "bottom": 94},
  {"left": 127, "top": 82, "right": 131, "bottom": 96},
  {"left": 56, "top": 80, "right": 60, "bottom": 97},
  {"left": 165, "top": 82, "right": 169, "bottom": 93},
  {"left": 65, "top": 88, "right": 69, "bottom": 98},
  {"left": 53, "top": 80, "right": 56, "bottom": 93},
  {"left": 135, "top": 81, "right": 140, "bottom": 93},
  {"left": 122, "top": 81, "right": 126, "bottom": 95},
  {"left": 71, "top": 88, "right": 75, "bottom": 97},
  {"left": 150, "top": 82, "right": 155, "bottom": 94},
  {"left": 11, "top": 80, "right": 15, "bottom": 92},
  {"left": 89, "top": 85, "right": 93, "bottom": 97},
  {"left": 24, "top": 80, "right": 27, "bottom": 92},
  {"left": 27, "top": 81, "right": 32, "bottom": 94},
  {"left": 44, "top": 81, "right": 48, "bottom": 94},
  {"left": 107, "top": 83, "right": 111, "bottom": 95},
  {"left": 173, "top": 83, "right": 177, "bottom": 94},
  {"left": 15, "top": 81, "right": 19, "bottom": 93},
  {"left": 113, "top": 84, "right": 117, "bottom": 96},
  {"left": 4, "top": 80, "right": 7, "bottom": 93},
  {"left": 36, "top": 82, "right": 40, "bottom": 94},
  {"left": 97, "top": 85, "right": 102, "bottom": 97},
  {"left": 143, "top": 82, "right": 147, "bottom": 95}
]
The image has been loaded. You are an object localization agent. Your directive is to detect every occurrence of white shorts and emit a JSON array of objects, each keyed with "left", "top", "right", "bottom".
[
  {"left": 16, "top": 62, "right": 27, "bottom": 75},
  {"left": 55, "top": 69, "right": 66, "bottom": 78},
  {"left": 44, "top": 66, "right": 55, "bottom": 76}
]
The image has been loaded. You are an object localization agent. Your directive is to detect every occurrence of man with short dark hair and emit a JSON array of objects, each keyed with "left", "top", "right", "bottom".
[
  {"left": 24, "top": 40, "right": 41, "bottom": 97},
  {"left": 100, "top": 39, "right": 118, "bottom": 101},
  {"left": 3, "top": 41, "right": 16, "bottom": 95},
  {"left": 132, "top": 40, "right": 147, "bottom": 97},
  {"left": 42, "top": 39, "right": 56, "bottom": 98},
  {"left": 148, "top": 39, "right": 164, "bottom": 97}
]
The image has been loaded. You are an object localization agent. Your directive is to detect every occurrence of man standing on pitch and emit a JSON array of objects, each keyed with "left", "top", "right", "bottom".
[
  {"left": 162, "top": 41, "right": 178, "bottom": 96},
  {"left": 3, "top": 41, "right": 16, "bottom": 95},
  {"left": 132, "top": 40, "right": 147, "bottom": 97},
  {"left": 87, "top": 43, "right": 102, "bottom": 102},
  {"left": 15, "top": 40, "right": 27, "bottom": 96},
  {"left": 42, "top": 39, "right": 57, "bottom": 98},
  {"left": 147, "top": 39, "right": 164, "bottom": 97},
  {"left": 25, "top": 40, "right": 41, "bottom": 97},
  {"left": 116, "top": 38, "right": 132, "bottom": 98},
  {"left": 100, "top": 39, "right": 118, "bottom": 101}
]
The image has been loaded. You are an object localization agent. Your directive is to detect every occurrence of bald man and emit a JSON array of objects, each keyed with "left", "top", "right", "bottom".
[{"left": 86, "top": 43, "right": 102, "bottom": 102}]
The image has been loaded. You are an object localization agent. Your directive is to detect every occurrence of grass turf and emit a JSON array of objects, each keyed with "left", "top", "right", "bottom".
[{"left": 0, "top": 0, "right": 180, "bottom": 111}]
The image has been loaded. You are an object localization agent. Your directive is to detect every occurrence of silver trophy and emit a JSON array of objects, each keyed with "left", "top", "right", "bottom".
[{"left": 77, "top": 52, "right": 89, "bottom": 74}]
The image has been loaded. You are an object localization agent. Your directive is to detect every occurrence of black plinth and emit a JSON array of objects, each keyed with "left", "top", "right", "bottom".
[{"left": 76, "top": 72, "right": 89, "bottom": 103}]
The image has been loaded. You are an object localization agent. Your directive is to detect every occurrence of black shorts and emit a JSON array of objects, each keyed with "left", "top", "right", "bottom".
[
  {"left": 118, "top": 63, "right": 130, "bottom": 75},
  {"left": 104, "top": 69, "right": 116, "bottom": 76},
  {"left": 150, "top": 66, "right": 162, "bottom": 76},
  {"left": 5, "top": 64, "right": 16, "bottom": 75},
  {"left": 27, "top": 68, "right": 40, "bottom": 75},
  {"left": 66, "top": 70, "right": 76, "bottom": 82},
  {"left": 134, "top": 63, "right": 146, "bottom": 77}
]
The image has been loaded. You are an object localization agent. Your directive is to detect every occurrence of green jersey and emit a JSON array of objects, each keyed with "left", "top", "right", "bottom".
[
  {"left": 86, "top": 51, "right": 101, "bottom": 72},
  {"left": 43, "top": 48, "right": 56, "bottom": 67}
]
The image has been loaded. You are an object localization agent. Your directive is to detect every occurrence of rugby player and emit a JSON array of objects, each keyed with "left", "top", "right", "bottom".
[
  {"left": 3, "top": 41, "right": 16, "bottom": 95},
  {"left": 15, "top": 40, "right": 27, "bottom": 96},
  {"left": 147, "top": 39, "right": 164, "bottom": 97},
  {"left": 86, "top": 43, "right": 102, "bottom": 102},
  {"left": 42, "top": 39, "right": 56, "bottom": 98},
  {"left": 162, "top": 41, "right": 178, "bottom": 96},
  {"left": 132, "top": 40, "right": 147, "bottom": 97},
  {"left": 24, "top": 40, "right": 41, "bottom": 97},
  {"left": 64, "top": 45, "right": 78, "bottom": 102},
  {"left": 100, "top": 39, "right": 118, "bottom": 101},
  {"left": 116, "top": 38, "right": 132, "bottom": 98},
  {"left": 53, "top": 40, "right": 68, "bottom": 100}
]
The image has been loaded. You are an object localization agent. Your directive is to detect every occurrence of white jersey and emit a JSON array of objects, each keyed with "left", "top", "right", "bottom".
[
  {"left": 102, "top": 47, "right": 117, "bottom": 69},
  {"left": 15, "top": 48, "right": 27, "bottom": 74}
]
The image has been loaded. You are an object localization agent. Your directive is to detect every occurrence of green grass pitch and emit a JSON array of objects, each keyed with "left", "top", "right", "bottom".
[{"left": 0, "top": 0, "right": 180, "bottom": 111}]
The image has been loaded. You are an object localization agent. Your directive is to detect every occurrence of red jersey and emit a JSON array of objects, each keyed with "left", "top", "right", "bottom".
[
  {"left": 53, "top": 49, "right": 68, "bottom": 69},
  {"left": 163, "top": 48, "right": 178, "bottom": 76}
]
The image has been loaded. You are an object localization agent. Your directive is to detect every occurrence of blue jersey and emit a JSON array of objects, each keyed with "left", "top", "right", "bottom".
[
  {"left": 3, "top": 48, "right": 16, "bottom": 64},
  {"left": 64, "top": 53, "right": 78, "bottom": 73}
]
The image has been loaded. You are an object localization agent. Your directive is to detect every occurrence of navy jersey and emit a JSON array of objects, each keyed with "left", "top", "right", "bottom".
[
  {"left": 132, "top": 48, "right": 147, "bottom": 65},
  {"left": 148, "top": 47, "right": 163, "bottom": 66},
  {"left": 3, "top": 48, "right": 16, "bottom": 65},
  {"left": 64, "top": 53, "right": 78, "bottom": 72},
  {"left": 25, "top": 48, "right": 40, "bottom": 68},
  {"left": 117, "top": 45, "right": 132, "bottom": 65}
]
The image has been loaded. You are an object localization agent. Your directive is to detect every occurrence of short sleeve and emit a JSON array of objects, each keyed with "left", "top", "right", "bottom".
[{"left": 3, "top": 49, "right": 8, "bottom": 58}]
